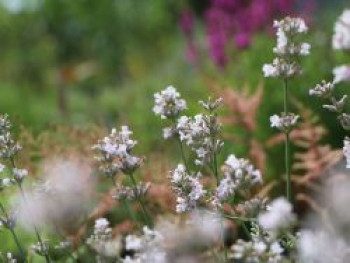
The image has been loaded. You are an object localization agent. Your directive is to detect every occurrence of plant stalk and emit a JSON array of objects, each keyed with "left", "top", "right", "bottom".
[{"left": 284, "top": 78, "right": 292, "bottom": 202}]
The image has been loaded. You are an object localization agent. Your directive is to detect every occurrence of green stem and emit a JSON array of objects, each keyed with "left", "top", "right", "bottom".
[
  {"left": 129, "top": 173, "right": 153, "bottom": 227},
  {"left": 123, "top": 200, "right": 141, "bottom": 229},
  {"left": 210, "top": 130, "right": 226, "bottom": 262},
  {"left": 176, "top": 135, "right": 189, "bottom": 170},
  {"left": 0, "top": 202, "right": 27, "bottom": 260},
  {"left": 284, "top": 78, "right": 292, "bottom": 203},
  {"left": 110, "top": 176, "right": 140, "bottom": 228}
]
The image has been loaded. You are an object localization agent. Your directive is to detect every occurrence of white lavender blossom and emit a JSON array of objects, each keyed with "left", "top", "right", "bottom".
[
  {"left": 4, "top": 253, "right": 17, "bottom": 263},
  {"left": 263, "top": 17, "right": 309, "bottom": 79},
  {"left": 258, "top": 197, "right": 295, "bottom": 234},
  {"left": 153, "top": 86, "right": 187, "bottom": 119},
  {"left": 273, "top": 18, "right": 309, "bottom": 56},
  {"left": 298, "top": 230, "right": 350, "bottom": 263},
  {"left": 339, "top": 113, "right": 350, "bottom": 130},
  {"left": 87, "top": 218, "right": 121, "bottom": 259},
  {"left": 0, "top": 115, "right": 22, "bottom": 159},
  {"left": 93, "top": 126, "right": 143, "bottom": 176},
  {"left": 230, "top": 224, "right": 284, "bottom": 262},
  {"left": 0, "top": 163, "right": 5, "bottom": 173},
  {"left": 12, "top": 168, "right": 27, "bottom": 183},
  {"left": 113, "top": 182, "right": 150, "bottom": 201},
  {"left": 309, "top": 81, "right": 335, "bottom": 98},
  {"left": 0, "top": 210, "right": 18, "bottom": 229},
  {"left": 31, "top": 241, "right": 50, "bottom": 257},
  {"left": 344, "top": 137, "right": 350, "bottom": 169},
  {"left": 123, "top": 226, "right": 166, "bottom": 263},
  {"left": 170, "top": 164, "right": 205, "bottom": 213},
  {"left": 213, "top": 155, "right": 262, "bottom": 206},
  {"left": 0, "top": 178, "right": 13, "bottom": 191},
  {"left": 263, "top": 58, "right": 301, "bottom": 78},
  {"left": 333, "top": 65, "right": 350, "bottom": 83},
  {"left": 270, "top": 113, "right": 299, "bottom": 132},
  {"left": 87, "top": 218, "right": 112, "bottom": 243},
  {"left": 177, "top": 113, "right": 223, "bottom": 166},
  {"left": 323, "top": 95, "right": 348, "bottom": 113},
  {"left": 238, "top": 198, "right": 268, "bottom": 218},
  {"left": 332, "top": 9, "right": 350, "bottom": 50}
]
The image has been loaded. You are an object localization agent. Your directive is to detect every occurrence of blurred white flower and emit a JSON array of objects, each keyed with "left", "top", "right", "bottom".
[
  {"left": 298, "top": 230, "right": 350, "bottom": 263},
  {"left": 17, "top": 158, "right": 94, "bottom": 231},
  {"left": 333, "top": 65, "right": 350, "bottom": 83},
  {"left": 333, "top": 9, "right": 350, "bottom": 50},
  {"left": 12, "top": 168, "right": 27, "bottom": 183},
  {"left": 258, "top": 197, "right": 295, "bottom": 234},
  {"left": 0, "top": 163, "right": 5, "bottom": 173}
]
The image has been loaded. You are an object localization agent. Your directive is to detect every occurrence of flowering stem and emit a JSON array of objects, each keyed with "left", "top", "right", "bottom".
[
  {"left": 284, "top": 78, "right": 292, "bottom": 202},
  {"left": 0, "top": 202, "right": 27, "bottom": 261},
  {"left": 210, "top": 130, "right": 226, "bottom": 262},
  {"left": 129, "top": 173, "right": 153, "bottom": 227},
  {"left": 10, "top": 157, "right": 51, "bottom": 263}
]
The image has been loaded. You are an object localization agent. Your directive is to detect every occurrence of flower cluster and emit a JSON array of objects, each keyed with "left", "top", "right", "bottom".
[
  {"left": 87, "top": 218, "right": 121, "bottom": 259},
  {"left": 230, "top": 223, "right": 284, "bottom": 262},
  {"left": 32, "top": 241, "right": 72, "bottom": 261},
  {"left": 270, "top": 113, "right": 299, "bottom": 132},
  {"left": 170, "top": 164, "right": 205, "bottom": 213},
  {"left": 309, "top": 80, "right": 335, "bottom": 98},
  {"left": 153, "top": 86, "right": 187, "bottom": 120},
  {"left": 258, "top": 197, "right": 296, "bottom": 235},
  {"left": 298, "top": 230, "right": 350, "bottom": 263},
  {"left": 0, "top": 177, "right": 13, "bottom": 191},
  {"left": 310, "top": 81, "right": 350, "bottom": 131},
  {"left": 212, "top": 155, "right": 262, "bottom": 208},
  {"left": 332, "top": 10, "right": 350, "bottom": 84},
  {"left": 113, "top": 182, "right": 150, "bottom": 201},
  {"left": 0, "top": 253, "right": 17, "bottom": 263},
  {"left": 263, "top": 17, "right": 309, "bottom": 78},
  {"left": 0, "top": 115, "right": 21, "bottom": 159},
  {"left": 333, "top": 65, "right": 350, "bottom": 84},
  {"left": 93, "top": 126, "right": 143, "bottom": 176},
  {"left": 333, "top": 9, "right": 350, "bottom": 50},
  {"left": 214, "top": 155, "right": 262, "bottom": 204},
  {"left": 0, "top": 210, "right": 17, "bottom": 230},
  {"left": 177, "top": 111, "right": 223, "bottom": 166},
  {"left": 237, "top": 198, "right": 268, "bottom": 218},
  {"left": 124, "top": 226, "right": 166, "bottom": 263}
]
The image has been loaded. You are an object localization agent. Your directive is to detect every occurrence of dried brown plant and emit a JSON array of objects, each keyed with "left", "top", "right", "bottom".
[
  {"left": 267, "top": 101, "right": 342, "bottom": 210},
  {"left": 208, "top": 81, "right": 267, "bottom": 173}
]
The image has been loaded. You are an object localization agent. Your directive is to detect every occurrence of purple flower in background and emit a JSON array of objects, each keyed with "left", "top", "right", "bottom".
[
  {"left": 179, "top": 9, "right": 198, "bottom": 64},
  {"left": 180, "top": 0, "right": 314, "bottom": 68}
]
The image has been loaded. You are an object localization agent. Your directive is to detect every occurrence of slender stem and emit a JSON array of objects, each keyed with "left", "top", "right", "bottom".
[
  {"left": 222, "top": 214, "right": 257, "bottom": 222},
  {"left": 177, "top": 136, "right": 188, "bottom": 168},
  {"left": 110, "top": 176, "right": 140, "bottom": 228},
  {"left": 210, "top": 128, "right": 227, "bottom": 262},
  {"left": 0, "top": 202, "right": 27, "bottom": 260},
  {"left": 129, "top": 173, "right": 153, "bottom": 227},
  {"left": 283, "top": 78, "right": 292, "bottom": 202},
  {"left": 10, "top": 157, "right": 51, "bottom": 263}
]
